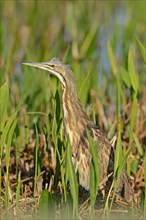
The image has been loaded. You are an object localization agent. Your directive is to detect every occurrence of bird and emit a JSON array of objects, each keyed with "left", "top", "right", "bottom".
[{"left": 22, "top": 58, "right": 133, "bottom": 202}]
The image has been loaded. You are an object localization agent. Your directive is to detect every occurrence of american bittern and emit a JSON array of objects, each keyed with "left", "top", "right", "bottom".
[{"left": 23, "top": 58, "right": 133, "bottom": 202}]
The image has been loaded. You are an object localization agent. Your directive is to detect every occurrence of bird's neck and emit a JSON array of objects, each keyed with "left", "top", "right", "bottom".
[{"left": 62, "top": 85, "right": 89, "bottom": 148}]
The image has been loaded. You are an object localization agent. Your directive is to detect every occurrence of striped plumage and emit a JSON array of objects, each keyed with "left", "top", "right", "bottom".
[{"left": 23, "top": 58, "right": 133, "bottom": 202}]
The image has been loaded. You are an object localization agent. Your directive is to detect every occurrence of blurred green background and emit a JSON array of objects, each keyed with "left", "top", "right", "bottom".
[
  {"left": 0, "top": 1, "right": 145, "bottom": 113},
  {"left": 0, "top": 0, "right": 145, "bottom": 217}
]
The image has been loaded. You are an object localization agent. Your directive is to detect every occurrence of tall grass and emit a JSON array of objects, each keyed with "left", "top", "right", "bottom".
[
  {"left": 0, "top": 82, "right": 18, "bottom": 210},
  {"left": 0, "top": 1, "right": 145, "bottom": 219}
]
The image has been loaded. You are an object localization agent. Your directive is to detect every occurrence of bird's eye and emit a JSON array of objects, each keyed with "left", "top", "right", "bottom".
[{"left": 50, "top": 65, "right": 54, "bottom": 68}]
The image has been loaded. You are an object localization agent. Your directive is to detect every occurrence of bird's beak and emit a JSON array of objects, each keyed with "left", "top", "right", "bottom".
[
  {"left": 22, "top": 62, "right": 45, "bottom": 69},
  {"left": 22, "top": 62, "right": 54, "bottom": 73}
]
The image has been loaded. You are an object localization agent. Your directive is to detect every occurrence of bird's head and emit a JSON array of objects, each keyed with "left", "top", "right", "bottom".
[{"left": 23, "top": 58, "right": 77, "bottom": 98}]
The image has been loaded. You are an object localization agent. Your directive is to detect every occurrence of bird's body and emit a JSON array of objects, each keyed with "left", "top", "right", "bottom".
[
  {"left": 62, "top": 87, "right": 113, "bottom": 189},
  {"left": 23, "top": 58, "right": 133, "bottom": 202}
]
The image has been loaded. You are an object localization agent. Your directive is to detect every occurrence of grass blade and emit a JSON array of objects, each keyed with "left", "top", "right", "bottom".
[
  {"left": 39, "top": 189, "right": 56, "bottom": 219},
  {"left": 120, "top": 67, "right": 131, "bottom": 88},
  {"left": 34, "top": 124, "right": 39, "bottom": 199},
  {"left": 5, "top": 116, "right": 17, "bottom": 207},
  {"left": 136, "top": 37, "right": 146, "bottom": 63},
  {"left": 129, "top": 99, "right": 138, "bottom": 147},
  {"left": 0, "top": 81, "right": 9, "bottom": 132},
  {"left": 128, "top": 50, "right": 139, "bottom": 95},
  {"left": 107, "top": 41, "right": 118, "bottom": 77},
  {"left": 80, "top": 22, "right": 98, "bottom": 57},
  {"left": 114, "top": 132, "right": 122, "bottom": 173},
  {"left": 0, "top": 111, "right": 18, "bottom": 157},
  {"left": 133, "top": 132, "right": 143, "bottom": 156},
  {"left": 66, "top": 138, "right": 78, "bottom": 216},
  {"left": 87, "top": 130, "right": 99, "bottom": 211},
  {"left": 16, "top": 171, "right": 21, "bottom": 209}
]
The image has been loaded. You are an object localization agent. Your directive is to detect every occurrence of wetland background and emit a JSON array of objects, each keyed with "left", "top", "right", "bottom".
[{"left": 0, "top": 1, "right": 145, "bottom": 219}]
